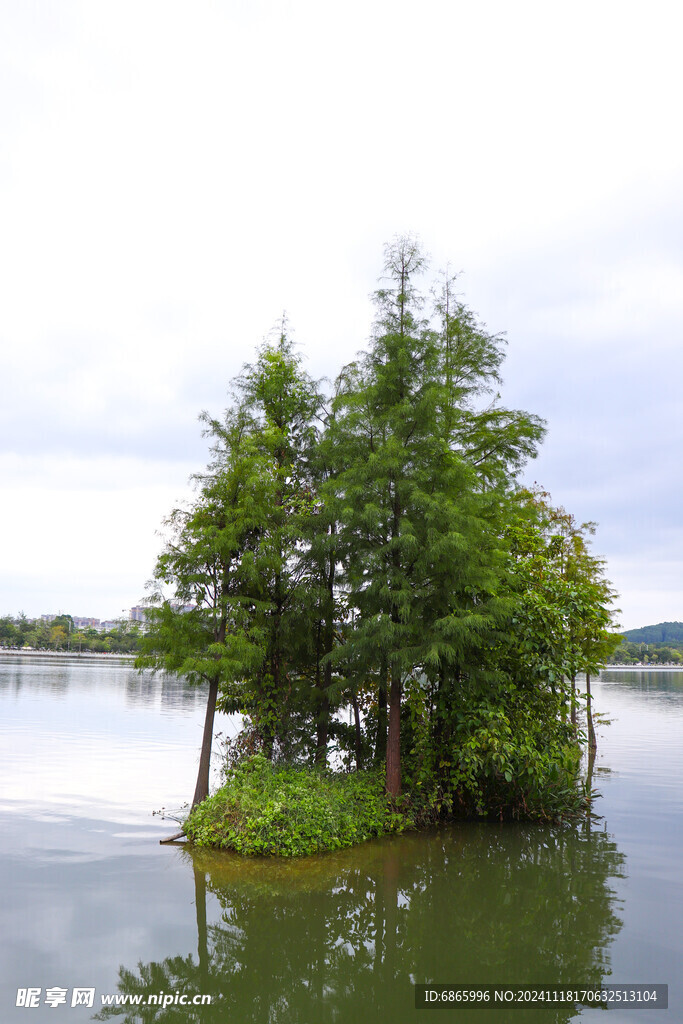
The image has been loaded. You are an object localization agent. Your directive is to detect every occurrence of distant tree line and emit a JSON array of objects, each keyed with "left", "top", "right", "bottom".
[
  {"left": 138, "top": 237, "right": 620, "bottom": 822},
  {"left": 609, "top": 639, "right": 683, "bottom": 665},
  {"left": 0, "top": 614, "right": 141, "bottom": 654}
]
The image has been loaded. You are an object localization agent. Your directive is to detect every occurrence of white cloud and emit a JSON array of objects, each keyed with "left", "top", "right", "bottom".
[
  {"left": 0, "top": 454, "right": 197, "bottom": 617},
  {"left": 2, "top": 0, "right": 683, "bottom": 626}
]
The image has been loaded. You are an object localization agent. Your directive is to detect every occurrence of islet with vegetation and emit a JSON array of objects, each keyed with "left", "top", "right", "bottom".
[{"left": 137, "top": 237, "right": 620, "bottom": 856}]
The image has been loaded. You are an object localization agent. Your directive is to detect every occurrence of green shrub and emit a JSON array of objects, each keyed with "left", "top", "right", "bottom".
[
  {"left": 185, "top": 754, "right": 413, "bottom": 857},
  {"left": 418, "top": 696, "right": 588, "bottom": 823}
]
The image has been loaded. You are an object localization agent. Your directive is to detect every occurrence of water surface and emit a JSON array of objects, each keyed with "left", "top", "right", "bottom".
[{"left": 1, "top": 658, "right": 680, "bottom": 1022}]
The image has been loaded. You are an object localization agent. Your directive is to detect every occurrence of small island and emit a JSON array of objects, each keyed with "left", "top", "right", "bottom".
[{"left": 137, "top": 239, "right": 619, "bottom": 855}]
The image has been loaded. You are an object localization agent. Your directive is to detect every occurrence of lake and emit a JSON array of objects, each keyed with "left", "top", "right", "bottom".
[{"left": 1, "top": 657, "right": 681, "bottom": 1022}]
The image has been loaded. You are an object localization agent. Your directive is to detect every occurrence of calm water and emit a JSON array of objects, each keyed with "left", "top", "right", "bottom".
[{"left": 0, "top": 658, "right": 681, "bottom": 1023}]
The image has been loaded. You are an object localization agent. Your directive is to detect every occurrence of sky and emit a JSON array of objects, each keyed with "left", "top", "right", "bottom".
[{"left": 1, "top": 0, "right": 681, "bottom": 631}]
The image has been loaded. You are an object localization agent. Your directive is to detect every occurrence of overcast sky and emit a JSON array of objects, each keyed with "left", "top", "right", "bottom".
[{"left": 1, "top": 0, "right": 681, "bottom": 630}]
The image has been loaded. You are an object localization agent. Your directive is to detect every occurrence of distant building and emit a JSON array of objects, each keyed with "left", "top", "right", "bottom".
[
  {"left": 72, "top": 617, "right": 100, "bottom": 630},
  {"left": 129, "top": 606, "right": 148, "bottom": 623}
]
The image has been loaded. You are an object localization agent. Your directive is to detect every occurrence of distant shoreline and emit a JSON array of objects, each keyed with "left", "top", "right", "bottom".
[
  {"left": 602, "top": 664, "right": 683, "bottom": 671},
  {"left": 0, "top": 649, "right": 134, "bottom": 660},
  {"left": 2, "top": 648, "right": 681, "bottom": 671}
]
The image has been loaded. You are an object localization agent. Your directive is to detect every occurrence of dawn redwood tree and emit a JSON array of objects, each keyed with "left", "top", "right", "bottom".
[
  {"left": 222, "top": 331, "right": 324, "bottom": 758},
  {"left": 298, "top": 399, "right": 346, "bottom": 766},
  {"left": 420, "top": 271, "right": 546, "bottom": 773},
  {"left": 330, "top": 236, "right": 545, "bottom": 798},
  {"left": 433, "top": 270, "right": 543, "bottom": 486},
  {"left": 167, "top": 329, "right": 327, "bottom": 765},
  {"left": 139, "top": 332, "right": 324, "bottom": 818},
  {"left": 136, "top": 407, "right": 269, "bottom": 814},
  {"left": 329, "top": 236, "right": 436, "bottom": 796}
]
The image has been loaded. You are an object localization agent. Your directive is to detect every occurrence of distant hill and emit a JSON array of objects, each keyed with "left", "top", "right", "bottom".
[{"left": 622, "top": 621, "right": 683, "bottom": 643}]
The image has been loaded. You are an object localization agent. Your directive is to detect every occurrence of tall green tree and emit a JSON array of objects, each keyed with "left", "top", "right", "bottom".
[
  {"left": 433, "top": 271, "right": 541, "bottom": 483},
  {"left": 297, "top": 397, "right": 346, "bottom": 766},
  {"left": 137, "top": 407, "right": 268, "bottom": 811},
  {"left": 330, "top": 237, "right": 544, "bottom": 797},
  {"left": 139, "top": 330, "right": 325, "bottom": 815},
  {"left": 209, "top": 330, "right": 324, "bottom": 759},
  {"left": 0, "top": 616, "right": 17, "bottom": 646}
]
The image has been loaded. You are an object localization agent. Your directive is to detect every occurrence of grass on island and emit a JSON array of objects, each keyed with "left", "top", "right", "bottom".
[
  {"left": 184, "top": 722, "right": 589, "bottom": 859},
  {"left": 184, "top": 754, "right": 413, "bottom": 857}
]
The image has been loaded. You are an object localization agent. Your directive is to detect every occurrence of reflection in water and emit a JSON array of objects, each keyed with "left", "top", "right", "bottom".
[
  {"left": 0, "top": 655, "right": 216, "bottom": 832},
  {"left": 124, "top": 674, "right": 160, "bottom": 706},
  {"left": 0, "top": 655, "right": 208, "bottom": 711},
  {"left": 97, "top": 824, "right": 624, "bottom": 1024},
  {"left": 601, "top": 669, "right": 683, "bottom": 696},
  {"left": 123, "top": 673, "right": 209, "bottom": 711},
  {"left": 6, "top": 661, "right": 680, "bottom": 1023},
  {"left": 0, "top": 657, "right": 72, "bottom": 695}
]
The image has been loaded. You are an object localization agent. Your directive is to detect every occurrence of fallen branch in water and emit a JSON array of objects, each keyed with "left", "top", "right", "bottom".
[{"left": 160, "top": 829, "right": 187, "bottom": 844}]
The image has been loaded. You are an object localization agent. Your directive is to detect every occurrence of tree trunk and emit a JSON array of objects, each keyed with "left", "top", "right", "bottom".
[
  {"left": 351, "top": 687, "right": 362, "bottom": 771},
  {"left": 162, "top": 676, "right": 219, "bottom": 842},
  {"left": 585, "top": 730, "right": 597, "bottom": 836},
  {"left": 315, "top": 686, "right": 330, "bottom": 767},
  {"left": 191, "top": 677, "right": 219, "bottom": 809},
  {"left": 315, "top": 614, "right": 334, "bottom": 767},
  {"left": 259, "top": 662, "right": 277, "bottom": 761},
  {"left": 193, "top": 863, "right": 209, "bottom": 983},
  {"left": 386, "top": 671, "right": 402, "bottom": 797},
  {"left": 375, "top": 663, "right": 387, "bottom": 765},
  {"left": 316, "top": 534, "right": 337, "bottom": 766},
  {"left": 586, "top": 671, "right": 597, "bottom": 751},
  {"left": 570, "top": 673, "right": 577, "bottom": 727}
]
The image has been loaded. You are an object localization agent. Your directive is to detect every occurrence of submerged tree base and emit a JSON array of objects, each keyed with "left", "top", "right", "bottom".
[{"left": 184, "top": 749, "right": 589, "bottom": 858}]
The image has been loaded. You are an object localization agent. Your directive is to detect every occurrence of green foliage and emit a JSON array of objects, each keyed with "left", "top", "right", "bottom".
[
  {"left": 501, "top": 488, "right": 620, "bottom": 686},
  {"left": 610, "top": 639, "right": 683, "bottom": 664},
  {"left": 184, "top": 754, "right": 412, "bottom": 857},
  {"left": 326, "top": 236, "right": 546, "bottom": 796},
  {"left": 49, "top": 625, "right": 68, "bottom": 649},
  {"left": 0, "top": 615, "right": 141, "bottom": 653},
  {"left": 138, "top": 237, "right": 620, "bottom": 834},
  {"left": 138, "top": 332, "right": 329, "bottom": 762},
  {"left": 416, "top": 688, "right": 586, "bottom": 822}
]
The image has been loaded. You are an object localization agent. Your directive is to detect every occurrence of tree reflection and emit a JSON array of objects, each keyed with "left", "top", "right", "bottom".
[{"left": 96, "top": 824, "right": 624, "bottom": 1024}]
